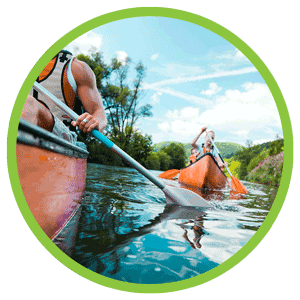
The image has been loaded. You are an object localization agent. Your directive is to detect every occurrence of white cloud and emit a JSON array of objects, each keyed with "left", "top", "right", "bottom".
[
  {"left": 235, "top": 50, "right": 245, "bottom": 59},
  {"left": 180, "top": 107, "right": 200, "bottom": 120},
  {"left": 170, "top": 119, "right": 201, "bottom": 136},
  {"left": 217, "top": 49, "right": 247, "bottom": 62},
  {"left": 165, "top": 109, "right": 179, "bottom": 120},
  {"left": 142, "top": 68, "right": 258, "bottom": 109},
  {"left": 151, "top": 53, "right": 159, "bottom": 60},
  {"left": 116, "top": 51, "right": 129, "bottom": 65},
  {"left": 150, "top": 92, "right": 162, "bottom": 104},
  {"left": 165, "top": 107, "right": 200, "bottom": 121},
  {"left": 201, "top": 83, "right": 222, "bottom": 96},
  {"left": 149, "top": 63, "right": 204, "bottom": 78},
  {"left": 156, "top": 83, "right": 282, "bottom": 142},
  {"left": 198, "top": 83, "right": 281, "bottom": 132},
  {"left": 148, "top": 86, "right": 212, "bottom": 106},
  {"left": 64, "top": 31, "right": 103, "bottom": 55},
  {"left": 143, "top": 67, "right": 257, "bottom": 90},
  {"left": 252, "top": 138, "right": 275, "bottom": 145},
  {"left": 160, "top": 107, "right": 204, "bottom": 137},
  {"left": 157, "top": 122, "right": 171, "bottom": 132}
]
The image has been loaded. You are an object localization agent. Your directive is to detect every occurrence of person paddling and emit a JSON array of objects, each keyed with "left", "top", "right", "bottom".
[
  {"left": 21, "top": 50, "right": 107, "bottom": 148},
  {"left": 190, "top": 126, "right": 227, "bottom": 169}
]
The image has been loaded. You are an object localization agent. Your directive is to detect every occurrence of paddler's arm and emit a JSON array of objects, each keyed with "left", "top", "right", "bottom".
[
  {"left": 215, "top": 155, "right": 228, "bottom": 169},
  {"left": 71, "top": 58, "right": 107, "bottom": 133},
  {"left": 191, "top": 126, "right": 207, "bottom": 149}
]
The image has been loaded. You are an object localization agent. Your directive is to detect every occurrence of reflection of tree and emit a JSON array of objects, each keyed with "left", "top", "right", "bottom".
[{"left": 71, "top": 202, "right": 207, "bottom": 275}]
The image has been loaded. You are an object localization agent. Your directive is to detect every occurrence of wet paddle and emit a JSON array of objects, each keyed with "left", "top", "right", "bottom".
[
  {"left": 205, "top": 130, "right": 248, "bottom": 194},
  {"left": 33, "top": 82, "right": 214, "bottom": 208},
  {"left": 158, "top": 169, "right": 180, "bottom": 179}
]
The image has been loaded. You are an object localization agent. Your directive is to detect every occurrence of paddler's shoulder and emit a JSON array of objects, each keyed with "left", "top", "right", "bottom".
[{"left": 71, "top": 58, "right": 96, "bottom": 86}]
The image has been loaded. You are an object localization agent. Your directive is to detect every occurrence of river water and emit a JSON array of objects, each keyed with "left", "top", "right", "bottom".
[{"left": 71, "top": 163, "right": 277, "bottom": 284}]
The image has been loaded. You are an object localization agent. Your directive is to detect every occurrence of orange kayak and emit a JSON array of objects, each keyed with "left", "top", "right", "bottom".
[
  {"left": 16, "top": 119, "right": 88, "bottom": 242},
  {"left": 178, "top": 153, "right": 228, "bottom": 190}
]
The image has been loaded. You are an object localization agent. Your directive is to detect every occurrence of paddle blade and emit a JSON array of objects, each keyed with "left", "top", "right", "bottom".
[
  {"left": 162, "top": 185, "right": 214, "bottom": 208},
  {"left": 159, "top": 169, "right": 180, "bottom": 179},
  {"left": 231, "top": 176, "right": 248, "bottom": 194}
]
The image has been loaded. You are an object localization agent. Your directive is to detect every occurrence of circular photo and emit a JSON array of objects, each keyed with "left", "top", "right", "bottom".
[{"left": 8, "top": 8, "right": 292, "bottom": 292}]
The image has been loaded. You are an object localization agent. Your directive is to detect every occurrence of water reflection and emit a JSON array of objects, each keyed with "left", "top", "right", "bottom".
[
  {"left": 68, "top": 164, "right": 278, "bottom": 284},
  {"left": 72, "top": 201, "right": 213, "bottom": 283}
]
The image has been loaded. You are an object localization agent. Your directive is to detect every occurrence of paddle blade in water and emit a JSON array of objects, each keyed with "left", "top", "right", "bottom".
[
  {"left": 231, "top": 176, "right": 248, "bottom": 194},
  {"left": 162, "top": 185, "right": 214, "bottom": 208},
  {"left": 159, "top": 169, "right": 180, "bottom": 179}
]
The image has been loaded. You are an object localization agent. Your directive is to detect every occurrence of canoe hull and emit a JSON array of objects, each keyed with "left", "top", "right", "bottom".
[
  {"left": 17, "top": 119, "right": 89, "bottom": 240},
  {"left": 178, "top": 153, "right": 227, "bottom": 190}
]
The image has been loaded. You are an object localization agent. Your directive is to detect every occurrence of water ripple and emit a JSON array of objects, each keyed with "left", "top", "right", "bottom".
[{"left": 71, "top": 164, "right": 278, "bottom": 284}]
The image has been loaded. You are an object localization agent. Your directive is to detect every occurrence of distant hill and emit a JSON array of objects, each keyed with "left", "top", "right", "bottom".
[{"left": 153, "top": 141, "right": 244, "bottom": 159}]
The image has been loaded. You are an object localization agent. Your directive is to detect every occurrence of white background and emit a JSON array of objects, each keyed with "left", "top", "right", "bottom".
[{"left": 2, "top": 1, "right": 299, "bottom": 298}]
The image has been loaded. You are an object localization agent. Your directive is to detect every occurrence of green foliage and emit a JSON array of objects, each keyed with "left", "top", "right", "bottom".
[
  {"left": 75, "top": 49, "right": 154, "bottom": 168},
  {"left": 78, "top": 129, "right": 153, "bottom": 167},
  {"left": 248, "top": 152, "right": 284, "bottom": 186},
  {"left": 224, "top": 137, "right": 284, "bottom": 185},
  {"left": 145, "top": 150, "right": 172, "bottom": 171},
  {"left": 145, "top": 142, "right": 186, "bottom": 171},
  {"left": 217, "top": 142, "right": 245, "bottom": 158},
  {"left": 85, "top": 139, "right": 123, "bottom": 166},
  {"left": 268, "top": 138, "right": 284, "bottom": 156},
  {"left": 160, "top": 142, "right": 186, "bottom": 169},
  {"left": 77, "top": 50, "right": 151, "bottom": 150},
  {"left": 247, "top": 147, "right": 269, "bottom": 173},
  {"left": 123, "top": 131, "right": 153, "bottom": 166},
  {"left": 233, "top": 144, "right": 262, "bottom": 179},
  {"left": 224, "top": 157, "right": 241, "bottom": 178},
  {"left": 157, "top": 151, "right": 172, "bottom": 171},
  {"left": 145, "top": 152, "right": 161, "bottom": 170}
]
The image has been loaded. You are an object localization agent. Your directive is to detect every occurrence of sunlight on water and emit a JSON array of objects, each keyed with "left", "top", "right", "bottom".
[{"left": 70, "top": 164, "right": 278, "bottom": 284}]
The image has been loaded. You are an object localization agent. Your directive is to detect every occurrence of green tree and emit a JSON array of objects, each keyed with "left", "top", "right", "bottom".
[
  {"left": 247, "top": 147, "right": 269, "bottom": 173},
  {"left": 77, "top": 50, "right": 152, "bottom": 149},
  {"left": 145, "top": 152, "right": 161, "bottom": 170},
  {"left": 157, "top": 151, "right": 172, "bottom": 171},
  {"left": 268, "top": 138, "right": 284, "bottom": 156},
  {"left": 161, "top": 142, "right": 186, "bottom": 169},
  {"left": 124, "top": 131, "right": 153, "bottom": 166}
]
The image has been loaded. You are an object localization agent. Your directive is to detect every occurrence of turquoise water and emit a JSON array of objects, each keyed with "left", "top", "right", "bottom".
[{"left": 71, "top": 163, "right": 277, "bottom": 284}]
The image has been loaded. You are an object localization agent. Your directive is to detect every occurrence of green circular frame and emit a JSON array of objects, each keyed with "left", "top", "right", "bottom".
[{"left": 7, "top": 7, "right": 293, "bottom": 293}]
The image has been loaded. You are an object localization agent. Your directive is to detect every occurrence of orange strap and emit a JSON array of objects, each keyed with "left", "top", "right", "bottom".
[{"left": 38, "top": 56, "right": 57, "bottom": 82}]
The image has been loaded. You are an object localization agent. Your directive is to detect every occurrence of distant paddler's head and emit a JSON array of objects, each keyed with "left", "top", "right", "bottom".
[{"left": 205, "top": 130, "right": 215, "bottom": 146}]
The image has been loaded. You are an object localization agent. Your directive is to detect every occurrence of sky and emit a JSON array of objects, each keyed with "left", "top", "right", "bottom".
[{"left": 64, "top": 17, "right": 282, "bottom": 146}]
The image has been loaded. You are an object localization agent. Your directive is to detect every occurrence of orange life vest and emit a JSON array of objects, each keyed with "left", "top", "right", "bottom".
[{"left": 189, "top": 155, "right": 197, "bottom": 163}]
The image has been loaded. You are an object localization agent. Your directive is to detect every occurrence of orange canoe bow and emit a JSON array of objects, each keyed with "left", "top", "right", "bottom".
[
  {"left": 158, "top": 169, "right": 180, "bottom": 179},
  {"left": 178, "top": 153, "right": 228, "bottom": 190}
]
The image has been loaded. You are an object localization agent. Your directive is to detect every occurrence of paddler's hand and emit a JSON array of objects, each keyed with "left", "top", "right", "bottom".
[
  {"left": 71, "top": 112, "right": 99, "bottom": 133},
  {"left": 201, "top": 126, "right": 208, "bottom": 133},
  {"left": 220, "top": 162, "right": 228, "bottom": 168}
]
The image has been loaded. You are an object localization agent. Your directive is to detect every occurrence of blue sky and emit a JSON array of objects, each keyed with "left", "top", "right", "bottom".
[{"left": 65, "top": 17, "right": 282, "bottom": 146}]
